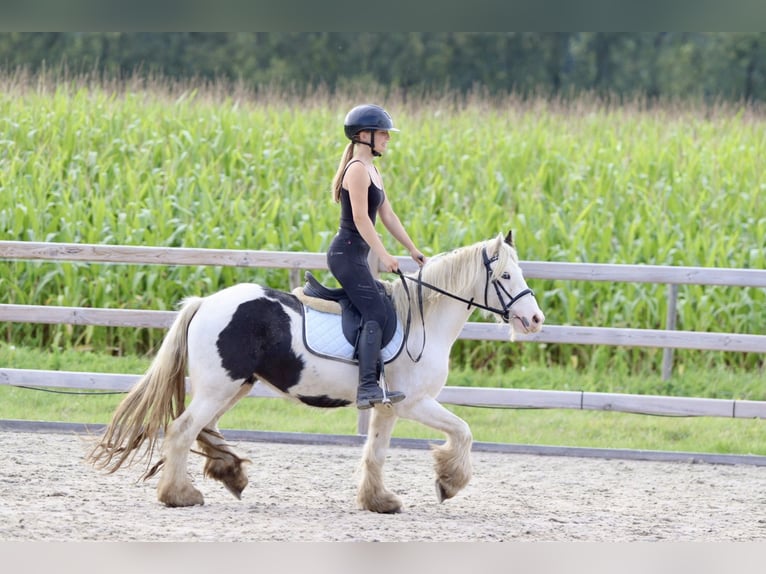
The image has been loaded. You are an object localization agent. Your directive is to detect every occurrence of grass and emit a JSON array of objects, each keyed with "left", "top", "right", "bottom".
[{"left": 1, "top": 343, "right": 765, "bottom": 455}]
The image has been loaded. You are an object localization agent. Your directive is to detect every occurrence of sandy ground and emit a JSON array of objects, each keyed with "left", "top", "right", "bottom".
[{"left": 1, "top": 430, "right": 766, "bottom": 542}]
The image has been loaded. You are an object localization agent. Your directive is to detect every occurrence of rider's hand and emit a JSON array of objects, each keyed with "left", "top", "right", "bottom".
[
  {"left": 411, "top": 250, "right": 427, "bottom": 267},
  {"left": 381, "top": 253, "right": 400, "bottom": 273}
]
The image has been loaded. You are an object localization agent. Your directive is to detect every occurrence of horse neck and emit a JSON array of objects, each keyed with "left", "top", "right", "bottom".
[
  {"left": 392, "top": 249, "right": 486, "bottom": 344},
  {"left": 422, "top": 296, "right": 475, "bottom": 345}
]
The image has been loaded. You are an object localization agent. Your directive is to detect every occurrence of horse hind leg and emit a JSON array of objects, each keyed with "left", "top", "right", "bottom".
[
  {"left": 197, "top": 425, "right": 251, "bottom": 498},
  {"left": 154, "top": 409, "right": 207, "bottom": 507},
  {"left": 195, "top": 383, "right": 253, "bottom": 499},
  {"left": 155, "top": 389, "right": 241, "bottom": 507},
  {"left": 196, "top": 427, "right": 250, "bottom": 499}
]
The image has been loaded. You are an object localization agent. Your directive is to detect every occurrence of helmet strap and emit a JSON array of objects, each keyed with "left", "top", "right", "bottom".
[
  {"left": 370, "top": 131, "right": 381, "bottom": 157},
  {"left": 354, "top": 132, "right": 381, "bottom": 157}
]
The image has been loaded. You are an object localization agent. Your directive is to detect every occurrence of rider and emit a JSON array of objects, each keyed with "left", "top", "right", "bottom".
[{"left": 327, "top": 103, "right": 427, "bottom": 409}]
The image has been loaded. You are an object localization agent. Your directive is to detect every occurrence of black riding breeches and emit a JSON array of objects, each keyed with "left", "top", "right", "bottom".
[{"left": 327, "top": 228, "right": 389, "bottom": 330}]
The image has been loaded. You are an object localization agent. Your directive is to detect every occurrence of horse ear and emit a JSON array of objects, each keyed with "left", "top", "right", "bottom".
[
  {"left": 504, "top": 230, "right": 514, "bottom": 247},
  {"left": 487, "top": 233, "right": 504, "bottom": 256}
]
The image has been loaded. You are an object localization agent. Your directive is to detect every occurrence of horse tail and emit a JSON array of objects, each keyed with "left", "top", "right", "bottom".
[{"left": 87, "top": 296, "right": 204, "bottom": 474}]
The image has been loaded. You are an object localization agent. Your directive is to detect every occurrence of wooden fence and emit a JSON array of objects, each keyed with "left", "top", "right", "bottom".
[{"left": 1, "top": 240, "right": 766, "bottom": 435}]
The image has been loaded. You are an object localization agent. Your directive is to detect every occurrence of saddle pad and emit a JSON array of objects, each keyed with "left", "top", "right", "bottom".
[{"left": 302, "top": 305, "right": 404, "bottom": 364}]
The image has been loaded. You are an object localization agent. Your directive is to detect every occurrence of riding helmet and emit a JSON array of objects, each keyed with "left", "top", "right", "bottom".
[{"left": 343, "top": 104, "right": 399, "bottom": 140}]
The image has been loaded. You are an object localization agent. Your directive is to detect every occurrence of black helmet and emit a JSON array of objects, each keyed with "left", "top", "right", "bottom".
[{"left": 344, "top": 104, "right": 399, "bottom": 140}]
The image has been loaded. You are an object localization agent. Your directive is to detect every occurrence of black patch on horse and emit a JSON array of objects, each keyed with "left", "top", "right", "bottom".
[
  {"left": 217, "top": 298, "right": 304, "bottom": 391},
  {"left": 297, "top": 394, "right": 351, "bottom": 408},
  {"left": 263, "top": 287, "right": 303, "bottom": 314}
]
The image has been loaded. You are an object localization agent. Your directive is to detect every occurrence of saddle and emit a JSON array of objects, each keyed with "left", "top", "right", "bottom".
[{"left": 297, "top": 272, "right": 399, "bottom": 350}]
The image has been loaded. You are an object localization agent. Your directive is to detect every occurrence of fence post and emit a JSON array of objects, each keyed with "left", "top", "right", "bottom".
[
  {"left": 289, "top": 268, "right": 302, "bottom": 291},
  {"left": 662, "top": 284, "right": 679, "bottom": 381}
]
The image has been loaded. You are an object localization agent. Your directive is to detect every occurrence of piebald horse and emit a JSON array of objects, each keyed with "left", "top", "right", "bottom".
[{"left": 88, "top": 231, "right": 544, "bottom": 513}]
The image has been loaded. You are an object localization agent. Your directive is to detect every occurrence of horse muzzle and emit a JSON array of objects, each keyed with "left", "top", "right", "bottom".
[{"left": 510, "top": 310, "right": 545, "bottom": 334}]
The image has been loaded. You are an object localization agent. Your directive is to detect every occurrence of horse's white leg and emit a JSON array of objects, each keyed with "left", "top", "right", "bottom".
[
  {"left": 196, "top": 384, "right": 253, "bottom": 499},
  {"left": 400, "top": 397, "right": 473, "bottom": 502},
  {"left": 357, "top": 407, "right": 402, "bottom": 514},
  {"left": 156, "top": 393, "right": 233, "bottom": 507}
]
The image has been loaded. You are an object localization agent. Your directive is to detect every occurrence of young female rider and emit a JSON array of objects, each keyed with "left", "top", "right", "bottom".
[{"left": 327, "top": 104, "right": 427, "bottom": 409}]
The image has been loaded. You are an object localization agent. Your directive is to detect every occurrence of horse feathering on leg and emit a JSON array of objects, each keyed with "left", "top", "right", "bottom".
[{"left": 87, "top": 231, "right": 544, "bottom": 512}]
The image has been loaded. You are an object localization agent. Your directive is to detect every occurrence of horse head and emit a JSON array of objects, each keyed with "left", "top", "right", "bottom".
[{"left": 483, "top": 230, "right": 545, "bottom": 336}]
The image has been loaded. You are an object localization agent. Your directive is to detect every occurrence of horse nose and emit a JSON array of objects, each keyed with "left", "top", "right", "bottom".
[{"left": 532, "top": 311, "right": 544, "bottom": 326}]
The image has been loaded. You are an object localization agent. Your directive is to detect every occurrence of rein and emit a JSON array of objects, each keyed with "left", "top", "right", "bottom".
[
  {"left": 395, "top": 247, "right": 536, "bottom": 362},
  {"left": 396, "top": 266, "right": 426, "bottom": 363}
]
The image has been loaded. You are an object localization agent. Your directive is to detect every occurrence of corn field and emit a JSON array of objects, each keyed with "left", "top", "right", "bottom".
[{"left": 1, "top": 78, "right": 764, "bottom": 373}]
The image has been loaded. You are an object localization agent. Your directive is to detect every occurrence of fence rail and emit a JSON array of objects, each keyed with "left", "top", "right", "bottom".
[
  {"left": 2, "top": 240, "right": 766, "bottom": 286},
  {"left": 1, "top": 240, "right": 765, "bottom": 428},
  {"left": 3, "top": 367, "right": 766, "bottom": 420},
  {"left": 1, "top": 304, "right": 764, "bottom": 353}
]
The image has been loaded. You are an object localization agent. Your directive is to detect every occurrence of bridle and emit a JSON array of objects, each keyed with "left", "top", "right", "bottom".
[
  {"left": 396, "top": 246, "right": 536, "bottom": 361},
  {"left": 481, "top": 247, "right": 536, "bottom": 321}
]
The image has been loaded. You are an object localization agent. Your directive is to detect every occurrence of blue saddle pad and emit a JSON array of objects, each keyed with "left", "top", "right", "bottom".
[{"left": 302, "top": 306, "right": 404, "bottom": 364}]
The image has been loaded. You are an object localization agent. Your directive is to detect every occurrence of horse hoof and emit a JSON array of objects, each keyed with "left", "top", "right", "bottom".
[
  {"left": 203, "top": 457, "right": 249, "bottom": 500},
  {"left": 370, "top": 500, "right": 402, "bottom": 514},
  {"left": 358, "top": 492, "right": 402, "bottom": 514},
  {"left": 219, "top": 469, "right": 248, "bottom": 500},
  {"left": 223, "top": 482, "right": 244, "bottom": 500},
  {"left": 435, "top": 479, "right": 449, "bottom": 503},
  {"left": 159, "top": 484, "right": 205, "bottom": 507}
]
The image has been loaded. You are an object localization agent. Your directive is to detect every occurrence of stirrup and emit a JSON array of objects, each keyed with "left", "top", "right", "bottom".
[
  {"left": 356, "top": 391, "right": 405, "bottom": 410},
  {"left": 356, "top": 376, "right": 405, "bottom": 409}
]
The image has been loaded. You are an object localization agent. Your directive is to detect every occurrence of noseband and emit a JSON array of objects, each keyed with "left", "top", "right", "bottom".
[{"left": 396, "top": 247, "right": 536, "bottom": 361}]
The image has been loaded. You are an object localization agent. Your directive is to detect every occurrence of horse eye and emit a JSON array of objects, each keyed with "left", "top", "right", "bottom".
[{"left": 501, "top": 272, "right": 511, "bottom": 280}]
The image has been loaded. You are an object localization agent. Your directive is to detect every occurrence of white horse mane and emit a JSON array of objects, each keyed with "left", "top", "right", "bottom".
[{"left": 388, "top": 234, "right": 517, "bottom": 323}]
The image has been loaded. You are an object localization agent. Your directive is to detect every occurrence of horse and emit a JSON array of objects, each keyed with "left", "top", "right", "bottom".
[{"left": 87, "top": 230, "right": 545, "bottom": 513}]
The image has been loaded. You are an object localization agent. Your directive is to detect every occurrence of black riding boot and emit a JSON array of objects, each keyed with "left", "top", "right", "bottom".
[{"left": 356, "top": 321, "right": 405, "bottom": 409}]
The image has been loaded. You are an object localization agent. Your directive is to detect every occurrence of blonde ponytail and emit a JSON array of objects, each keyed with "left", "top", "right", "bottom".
[{"left": 331, "top": 142, "right": 355, "bottom": 202}]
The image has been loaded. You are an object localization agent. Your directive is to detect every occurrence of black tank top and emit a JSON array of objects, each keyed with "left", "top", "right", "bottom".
[{"left": 338, "top": 160, "right": 385, "bottom": 234}]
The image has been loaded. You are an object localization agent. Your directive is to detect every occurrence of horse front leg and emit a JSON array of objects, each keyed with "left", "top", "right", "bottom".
[
  {"left": 357, "top": 407, "right": 402, "bottom": 514},
  {"left": 400, "top": 397, "right": 473, "bottom": 502}
]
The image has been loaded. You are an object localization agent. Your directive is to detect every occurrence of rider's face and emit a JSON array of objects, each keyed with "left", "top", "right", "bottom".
[{"left": 372, "top": 130, "right": 390, "bottom": 155}]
